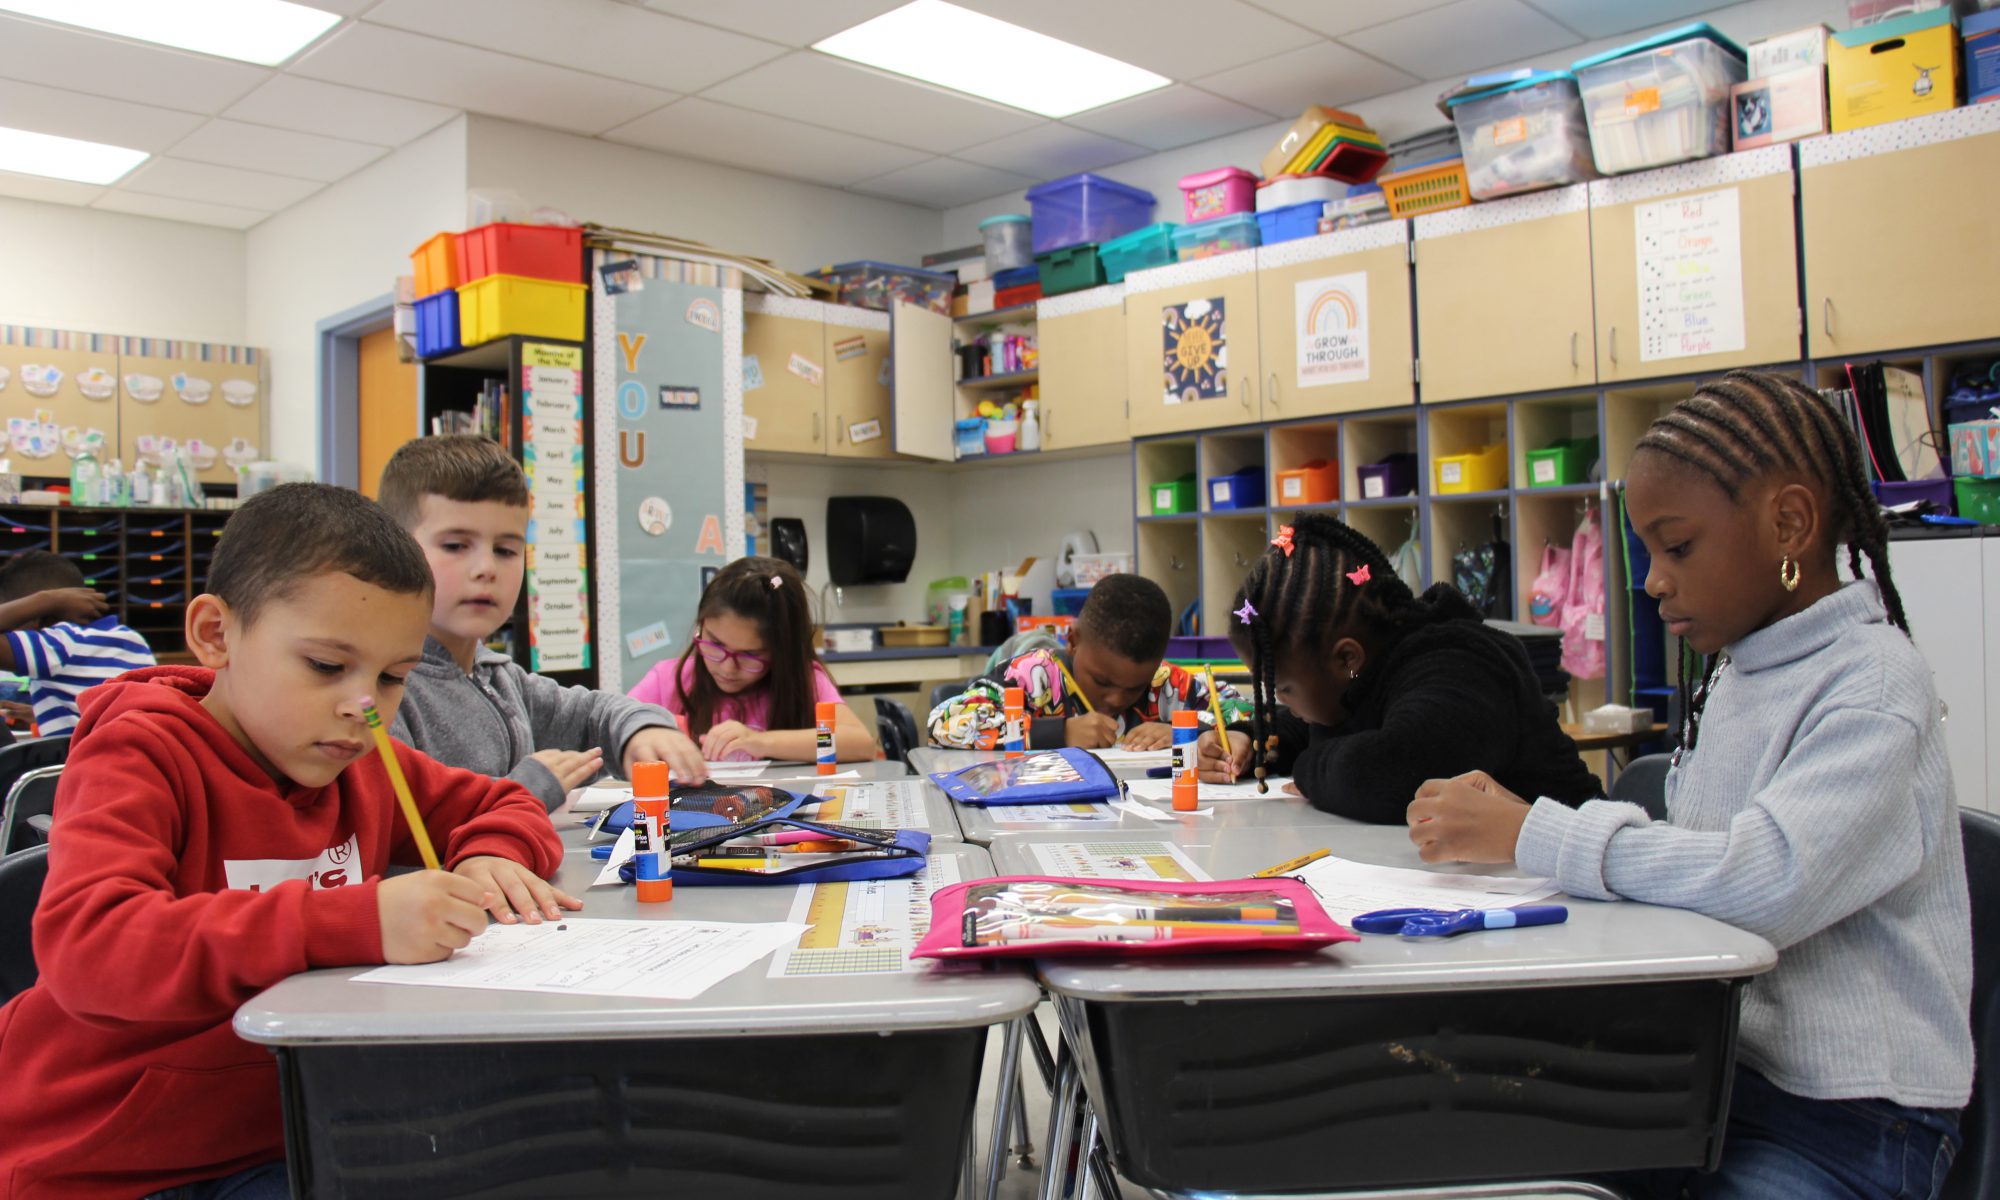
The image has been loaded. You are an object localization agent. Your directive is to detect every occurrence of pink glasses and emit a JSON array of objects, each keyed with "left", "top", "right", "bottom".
[{"left": 695, "top": 636, "right": 769, "bottom": 675}]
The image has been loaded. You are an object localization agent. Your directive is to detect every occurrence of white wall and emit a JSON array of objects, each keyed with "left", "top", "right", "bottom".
[
  {"left": 751, "top": 458, "right": 959, "bottom": 629},
  {"left": 947, "top": 450, "right": 1134, "bottom": 615},
  {"left": 465, "top": 116, "right": 941, "bottom": 276},
  {"left": 0, "top": 197, "right": 245, "bottom": 344},
  {"left": 245, "top": 116, "right": 470, "bottom": 471}
]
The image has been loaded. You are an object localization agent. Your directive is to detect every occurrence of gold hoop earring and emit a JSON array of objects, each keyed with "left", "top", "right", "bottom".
[{"left": 1780, "top": 555, "right": 1800, "bottom": 592}]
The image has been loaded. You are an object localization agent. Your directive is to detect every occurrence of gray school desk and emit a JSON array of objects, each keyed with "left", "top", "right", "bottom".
[
  {"left": 561, "top": 766, "right": 960, "bottom": 841},
  {"left": 985, "top": 825, "right": 1778, "bottom": 1198},
  {"left": 717, "top": 757, "right": 912, "bottom": 781},
  {"left": 234, "top": 835, "right": 1038, "bottom": 1200}
]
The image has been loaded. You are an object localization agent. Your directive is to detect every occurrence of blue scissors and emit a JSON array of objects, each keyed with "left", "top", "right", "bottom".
[{"left": 1351, "top": 904, "right": 1568, "bottom": 937}]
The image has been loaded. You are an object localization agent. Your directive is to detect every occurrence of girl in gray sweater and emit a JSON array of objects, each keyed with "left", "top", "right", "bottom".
[{"left": 1409, "top": 371, "right": 1970, "bottom": 1199}]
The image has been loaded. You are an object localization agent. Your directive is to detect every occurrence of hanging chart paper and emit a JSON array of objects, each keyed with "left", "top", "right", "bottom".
[
  {"left": 768, "top": 855, "right": 964, "bottom": 977},
  {"left": 523, "top": 341, "right": 590, "bottom": 672},
  {"left": 1295, "top": 272, "right": 1370, "bottom": 387},
  {"left": 1028, "top": 839, "right": 1211, "bottom": 882},
  {"left": 1635, "top": 188, "right": 1745, "bottom": 363}
]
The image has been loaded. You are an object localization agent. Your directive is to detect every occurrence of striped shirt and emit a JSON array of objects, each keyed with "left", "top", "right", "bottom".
[{"left": 6, "top": 616, "right": 156, "bottom": 735}]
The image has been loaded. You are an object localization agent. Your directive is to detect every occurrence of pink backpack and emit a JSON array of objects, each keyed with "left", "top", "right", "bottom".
[
  {"left": 1527, "top": 543, "right": 1572, "bottom": 628},
  {"left": 1559, "top": 508, "right": 1606, "bottom": 680}
]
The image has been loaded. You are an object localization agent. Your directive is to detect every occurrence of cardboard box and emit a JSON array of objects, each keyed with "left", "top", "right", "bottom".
[
  {"left": 1732, "top": 66, "right": 1831, "bottom": 149},
  {"left": 1830, "top": 9, "right": 1960, "bottom": 131},
  {"left": 1951, "top": 420, "right": 2000, "bottom": 478},
  {"left": 1967, "top": 8, "right": 2000, "bottom": 102},
  {"left": 1750, "top": 24, "right": 1831, "bottom": 77}
]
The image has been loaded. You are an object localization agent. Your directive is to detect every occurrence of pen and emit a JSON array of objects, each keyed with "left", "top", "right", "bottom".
[
  {"left": 1250, "top": 847, "right": 1331, "bottom": 878},
  {"left": 359, "top": 695, "right": 440, "bottom": 870}
]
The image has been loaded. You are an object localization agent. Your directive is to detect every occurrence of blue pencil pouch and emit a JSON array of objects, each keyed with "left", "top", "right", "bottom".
[
  {"left": 928, "top": 747, "right": 1120, "bottom": 807},
  {"left": 618, "top": 816, "right": 931, "bottom": 886},
  {"left": 590, "top": 783, "right": 808, "bottom": 836}
]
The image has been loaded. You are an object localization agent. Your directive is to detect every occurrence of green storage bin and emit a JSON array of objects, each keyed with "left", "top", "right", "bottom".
[
  {"left": 1525, "top": 436, "right": 1599, "bottom": 487},
  {"left": 1956, "top": 477, "right": 2000, "bottom": 524},
  {"left": 1036, "top": 243, "right": 1106, "bottom": 296},
  {"left": 1150, "top": 473, "right": 1196, "bottom": 515}
]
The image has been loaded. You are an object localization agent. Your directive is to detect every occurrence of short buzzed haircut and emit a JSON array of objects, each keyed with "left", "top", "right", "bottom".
[
  {"left": 377, "top": 434, "right": 530, "bottom": 529},
  {"left": 0, "top": 551, "right": 87, "bottom": 604},
  {"left": 208, "top": 483, "right": 433, "bottom": 626},
  {"left": 1076, "top": 573, "right": 1173, "bottom": 664}
]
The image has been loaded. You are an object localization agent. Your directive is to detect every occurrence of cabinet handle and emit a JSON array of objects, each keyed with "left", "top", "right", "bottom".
[
  {"left": 1823, "top": 297, "right": 1833, "bottom": 339},
  {"left": 813, "top": 412, "right": 821, "bottom": 443},
  {"left": 1267, "top": 372, "right": 1280, "bottom": 411},
  {"left": 836, "top": 414, "right": 845, "bottom": 444},
  {"left": 1570, "top": 331, "right": 1579, "bottom": 368},
  {"left": 1609, "top": 326, "right": 1618, "bottom": 365},
  {"left": 1240, "top": 380, "right": 1251, "bottom": 411}
]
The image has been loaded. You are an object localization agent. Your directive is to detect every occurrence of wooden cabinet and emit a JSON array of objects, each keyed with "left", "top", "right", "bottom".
[
  {"left": 1801, "top": 112, "right": 2000, "bottom": 357},
  {"left": 824, "top": 308, "right": 897, "bottom": 460},
  {"left": 889, "top": 302, "right": 954, "bottom": 462},
  {"left": 1588, "top": 148, "right": 1801, "bottom": 383},
  {"left": 742, "top": 298, "right": 826, "bottom": 454},
  {"left": 1037, "top": 289, "right": 1127, "bottom": 450},
  {"left": 1255, "top": 223, "right": 1415, "bottom": 418},
  {"left": 1415, "top": 189, "right": 1595, "bottom": 402},
  {"left": 1124, "top": 255, "right": 1263, "bottom": 436}
]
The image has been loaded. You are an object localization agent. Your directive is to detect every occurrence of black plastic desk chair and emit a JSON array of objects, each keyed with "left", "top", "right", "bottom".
[
  {"left": 0, "top": 735, "right": 68, "bottom": 821},
  {"left": 929, "top": 681, "right": 961, "bottom": 714},
  {"left": 874, "top": 697, "right": 920, "bottom": 766},
  {"left": 1943, "top": 808, "right": 2000, "bottom": 1199},
  {"left": 1, "top": 764, "right": 62, "bottom": 856},
  {"left": 0, "top": 843, "right": 49, "bottom": 1003},
  {"left": 1608, "top": 752, "right": 1672, "bottom": 822}
]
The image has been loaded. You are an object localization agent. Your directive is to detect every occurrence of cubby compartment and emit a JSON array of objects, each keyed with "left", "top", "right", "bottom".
[
  {"left": 1512, "top": 394, "right": 1601, "bottom": 488},
  {"left": 1201, "top": 515, "right": 1272, "bottom": 636},
  {"left": 1341, "top": 413, "right": 1420, "bottom": 501},
  {"left": 1137, "top": 437, "right": 1199, "bottom": 518},
  {"left": 1426, "top": 402, "right": 1509, "bottom": 497},
  {"left": 1199, "top": 431, "right": 1267, "bottom": 512},
  {"left": 1138, "top": 519, "right": 1200, "bottom": 633},
  {"left": 1430, "top": 497, "right": 1513, "bottom": 619},
  {"left": 1269, "top": 421, "right": 1341, "bottom": 508},
  {"left": 1347, "top": 504, "right": 1424, "bottom": 586}
]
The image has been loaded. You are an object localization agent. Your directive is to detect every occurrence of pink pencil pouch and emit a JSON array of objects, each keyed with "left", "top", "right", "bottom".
[{"left": 913, "top": 875, "right": 1357, "bottom": 960}]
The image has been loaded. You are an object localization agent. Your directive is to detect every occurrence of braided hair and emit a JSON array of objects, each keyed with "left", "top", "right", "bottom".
[
  {"left": 1228, "top": 513, "right": 1477, "bottom": 790},
  {"left": 1634, "top": 369, "right": 1910, "bottom": 755}
]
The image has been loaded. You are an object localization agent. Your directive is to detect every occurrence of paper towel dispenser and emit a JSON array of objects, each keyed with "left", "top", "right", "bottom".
[{"left": 827, "top": 496, "right": 915, "bottom": 585}]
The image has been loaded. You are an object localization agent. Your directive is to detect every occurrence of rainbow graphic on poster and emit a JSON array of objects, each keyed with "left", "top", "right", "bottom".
[{"left": 1294, "top": 272, "right": 1369, "bottom": 388}]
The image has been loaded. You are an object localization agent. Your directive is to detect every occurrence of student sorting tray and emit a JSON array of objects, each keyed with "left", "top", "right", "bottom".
[{"left": 987, "top": 825, "right": 1776, "bottom": 1196}]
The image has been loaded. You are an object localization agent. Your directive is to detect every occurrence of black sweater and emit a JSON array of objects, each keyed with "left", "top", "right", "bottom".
[{"left": 1251, "top": 618, "right": 1603, "bottom": 824}]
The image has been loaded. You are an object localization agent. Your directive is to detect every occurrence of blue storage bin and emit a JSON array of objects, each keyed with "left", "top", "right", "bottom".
[
  {"left": 991, "top": 264, "right": 1039, "bottom": 290},
  {"left": 1051, "top": 588, "right": 1091, "bottom": 617},
  {"left": 954, "top": 418, "right": 986, "bottom": 460},
  {"left": 414, "top": 289, "right": 462, "bottom": 358},
  {"left": 1024, "top": 173, "right": 1156, "bottom": 255},
  {"left": 1255, "top": 200, "right": 1326, "bottom": 246},
  {"left": 1208, "top": 466, "right": 1266, "bottom": 511},
  {"left": 1099, "top": 222, "right": 1178, "bottom": 283}
]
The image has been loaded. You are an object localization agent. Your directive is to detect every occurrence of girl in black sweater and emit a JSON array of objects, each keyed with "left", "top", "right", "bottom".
[{"left": 1197, "top": 513, "right": 1601, "bottom": 823}]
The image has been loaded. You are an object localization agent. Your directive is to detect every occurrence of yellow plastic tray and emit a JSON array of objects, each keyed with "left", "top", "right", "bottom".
[{"left": 456, "top": 274, "right": 586, "bottom": 346}]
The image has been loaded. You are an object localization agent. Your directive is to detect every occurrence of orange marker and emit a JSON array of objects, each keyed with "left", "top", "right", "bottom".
[
  {"left": 815, "top": 700, "right": 838, "bottom": 774},
  {"left": 1002, "top": 687, "right": 1026, "bottom": 758},
  {"left": 632, "top": 760, "right": 673, "bottom": 902},
  {"left": 1171, "top": 710, "right": 1200, "bottom": 811}
]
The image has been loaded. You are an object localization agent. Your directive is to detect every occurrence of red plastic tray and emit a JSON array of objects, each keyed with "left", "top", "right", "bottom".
[{"left": 455, "top": 222, "right": 583, "bottom": 285}]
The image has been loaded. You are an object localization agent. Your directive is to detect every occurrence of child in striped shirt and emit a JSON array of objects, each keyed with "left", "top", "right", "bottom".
[{"left": 0, "top": 551, "right": 156, "bottom": 735}]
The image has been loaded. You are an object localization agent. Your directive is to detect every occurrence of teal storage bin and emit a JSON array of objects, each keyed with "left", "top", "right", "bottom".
[
  {"left": 1099, "top": 222, "right": 1178, "bottom": 283},
  {"left": 1037, "top": 243, "right": 1106, "bottom": 296},
  {"left": 1150, "top": 473, "right": 1197, "bottom": 515}
]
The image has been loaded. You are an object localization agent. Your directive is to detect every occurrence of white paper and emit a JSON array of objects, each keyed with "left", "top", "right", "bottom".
[
  {"left": 1028, "top": 839, "right": 1211, "bottom": 882},
  {"left": 1111, "top": 796, "right": 1211, "bottom": 821},
  {"left": 1091, "top": 747, "right": 1174, "bottom": 766},
  {"left": 767, "top": 856, "right": 963, "bottom": 978},
  {"left": 980, "top": 801, "right": 1120, "bottom": 824},
  {"left": 590, "top": 826, "right": 637, "bottom": 886},
  {"left": 1124, "top": 777, "right": 1292, "bottom": 804},
  {"left": 760, "top": 770, "right": 860, "bottom": 784},
  {"left": 1295, "top": 271, "right": 1370, "bottom": 388},
  {"left": 353, "top": 919, "right": 809, "bottom": 1001},
  {"left": 1290, "top": 855, "right": 1557, "bottom": 925},
  {"left": 570, "top": 783, "right": 632, "bottom": 814},
  {"left": 1635, "top": 188, "right": 1745, "bottom": 362}
]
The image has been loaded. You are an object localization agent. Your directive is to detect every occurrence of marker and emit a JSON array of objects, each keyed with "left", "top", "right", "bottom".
[
  {"left": 359, "top": 696, "right": 439, "bottom": 870},
  {"left": 1250, "top": 847, "right": 1331, "bottom": 878}
]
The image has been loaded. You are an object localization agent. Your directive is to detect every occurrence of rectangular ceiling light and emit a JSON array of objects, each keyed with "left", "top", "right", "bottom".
[
  {"left": 0, "top": 125, "right": 148, "bottom": 185},
  {"left": 0, "top": 0, "right": 341, "bottom": 66},
  {"left": 815, "top": 0, "right": 1169, "bottom": 118}
]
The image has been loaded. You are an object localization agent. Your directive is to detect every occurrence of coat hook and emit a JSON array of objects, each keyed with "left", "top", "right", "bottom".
[
  {"left": 1234, "top": 551, "right": 1251, "bottom": 568},
  {"left": 1169, "top": 554, "right": 1186, "bottom": 571}
]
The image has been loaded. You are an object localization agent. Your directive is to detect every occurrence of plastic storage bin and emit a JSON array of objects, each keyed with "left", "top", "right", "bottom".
[
  {"left": 1356, "top": 453, "right": 1418, "bottom": 499},
  {"left": 979, "top": 214, "right": 1033, "bottom": 274},
  {"left": 992, "top": 265, "right": 1038, "bottom": 291},
  {"left": 413, "top": 289, "right": 462, "bottom": 359},
  {"left": 1525, "top": 437, "right": 1599, "bottom": 487},
  {"left": 1172, "top": 214, "right": 1261, "bottom": 261},
  {"left": 1434, "top": 443, "right": 1508, "bottom": 494},
  {"left": 1573, "top": 23, "right": 1747, "bottom": 174},
  {"left": 1207, "top": 466, "right": 1266, "bottom": 511},
  {"left": 1070, "top": 552, "right": 1131, "bottom": 585},
  {"left": 1025, "top": 173, "right": 1156, "bottom": 255},
  {"left": 1275, "top": 459, "right": 1339, "bottom": 506},
  {"left": 1036, "top": 244, "right": 1106, "bottom": 296},
  {"left": 811, "top": 261, "right": 955, "bottom": 314},
  {"left": 1377, "top": 157, "right": 1471, "bottom": 218},
  {"left": 1284, "top": 124, "right": 1388, "bottom": 182},
  {"left": 1956, "top": 477, "right": 2000, "bottom": 524},
  {"left": 1099, "top": 222, "right": 1178, "bottom": 283},
  {"left": 1969, "top": 8, "right": 2000, "bottom": 104},
  {"left": 411, "top": 232, "right": 459, "bottom": 296},
  {"left": 1150, "top": 474, "right": 1197, "bottom": 515},
  {"left": 1256, "top": 200, "right": 1327, "bottom": 246},
  {"left": 1873, "top": 479, "right": 1955, "bottom": 512},
  {"left": 1257, "top": 173, "right": 1348, "bottom": 213},
  {"left": 1444, "top": 70, "right": 1599, "bottom": 200},
  {"left": 456, "top": 274, "right": 586, "bottom": 346},
  {"left": 1178, "top": 167, "right": 1257, "bottom": 222},
  {"left": 1165, "top": 635, "right": 1235, "bottom": 662},
  {"left": 455, "top": 222, "right": 583, "bottom": 285}
]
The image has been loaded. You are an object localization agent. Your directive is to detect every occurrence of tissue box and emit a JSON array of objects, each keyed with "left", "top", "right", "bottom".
[
  {"left": 1582, "top": 704, "right": 1652, "bottom": 734},
  {"left": 1731, "top": 67, "right": 1829, "bottom": 149},
  {"left": 1951, "top": 420, "right": 2000, "bottom": 478},
  {"left": 1749, "top": 24, "right": 1830, "bottom": 77}
]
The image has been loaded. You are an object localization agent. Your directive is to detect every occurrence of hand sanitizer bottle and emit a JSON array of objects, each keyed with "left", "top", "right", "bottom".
[{"left": 1019, "top": 399, "right": 1042, "bottom": 452}]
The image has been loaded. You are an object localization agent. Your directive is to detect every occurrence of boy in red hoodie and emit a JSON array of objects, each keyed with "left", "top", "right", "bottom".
[{"left": 0, "top": 483, "right": 575, "bottom": 1200}]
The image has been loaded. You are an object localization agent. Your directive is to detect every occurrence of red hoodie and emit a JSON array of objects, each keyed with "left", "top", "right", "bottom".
[{"left": 0, "top": 666, "right": 562, "bottom": 1199}]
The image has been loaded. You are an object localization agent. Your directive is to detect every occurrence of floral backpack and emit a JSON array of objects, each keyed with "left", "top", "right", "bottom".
[{"left": 1559, "top": 507, "right": 1606, "bottom": 680}]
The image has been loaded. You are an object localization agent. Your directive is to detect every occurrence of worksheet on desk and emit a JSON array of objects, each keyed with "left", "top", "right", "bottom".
[
  {"left": 1091, "top": 747, "right": 1174, "bottom": 767},
  {"left": 1123, "top": 777, "right": 1293, "bottom": 804},
  {"left": 353, "top": 919, "right": 808, "bottom": 1001},
  {"left": 794, "top": 779, "right": 928, "bottom": 829},
  {"left": 1291, "top": 855, "right": 1558, "bottom": 925},
  {"left": 767, "top": 856, "right": 964, "bottom": 978},
  {"left": 1029, "top": 839, "right": 1211, "bottom": 882},
  {"left": 981, "top": 801, "right": 1122, "bottom": 824}
]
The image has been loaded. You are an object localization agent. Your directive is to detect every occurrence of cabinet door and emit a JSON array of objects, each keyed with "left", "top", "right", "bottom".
[
  {"left": 825, "top": 309, "right": 904, "bottom": 460},
  {"left": 1124, "top": 259, "right": 1262, "bottom": 436},
  {"left": 887, "top": 302, "right": 953, "bottom": 462},
  {"left": 1256, "top": 227, "right": 1414, "bottom": 418},
  {"left": 1415, "top": 192, "right": 1594, "bottom": 402},
  {"left": 1803, "top": 121, "right": 2000, "bottom": 357},
  {"left": 1590, "top": 155, "right": 1800, "bottom": 383},
  {"left": 742, "top": 308, "right": 825, "bottom": 454},
  {"left": 1037, "top": 291, "right": 1127, "bottom": 451},
  {"left": 1889, "top": 538, "right": 1989, "bottom": 813}
]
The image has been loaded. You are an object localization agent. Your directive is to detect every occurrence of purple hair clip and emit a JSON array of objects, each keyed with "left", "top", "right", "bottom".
[{"left": 1233, "top": 600, "right": 1257, "bottom": 625}]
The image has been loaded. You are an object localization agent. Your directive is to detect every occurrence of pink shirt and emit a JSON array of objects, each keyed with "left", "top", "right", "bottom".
[{"left": 627, "top": 654, "right": 844, "bottom": 760}]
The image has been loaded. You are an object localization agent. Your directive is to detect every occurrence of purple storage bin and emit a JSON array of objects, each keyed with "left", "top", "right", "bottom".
[
  {"left": 1025, "top": 173, "right": 1157, "bottom": 255},
  {"left": 414, "top": 289, "right": 462, "bottom": 359},
  {"left": 1356, "top": 452, "right": 1418, "bottom": 500},
  {"left": 1166, "top": 635, "right": 1236, "bottom": 661},
  {"left": 1873, "top": 479, "right": 1955, "bottom": 513}
]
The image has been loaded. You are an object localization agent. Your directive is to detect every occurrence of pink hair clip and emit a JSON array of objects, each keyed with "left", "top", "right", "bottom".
[
  {"left": 1345, "top": 563, "right": 1371, "bottom": 586},
  {"left": 1270, "top": 526, "right": 1296, "bottom": 557},
  {"left": 769, "top": 574, "right": 783, "bottom": 589},
  {"left": 1233, "top": 600, "right": 1257, "bottom": 625}
]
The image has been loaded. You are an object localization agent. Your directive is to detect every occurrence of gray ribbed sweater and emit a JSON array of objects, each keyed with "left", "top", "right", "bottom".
[{"left": 1517, "top": 581, "right": 1972, "bottom": 1109}]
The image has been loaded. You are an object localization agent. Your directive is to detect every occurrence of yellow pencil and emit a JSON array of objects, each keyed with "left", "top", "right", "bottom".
[
  {"left": 1251, "top": 847, "right": 1331, "bottom": 878},
  {"left": 1055, "top": 657, "right": 1095, "bottom": 714},
  {"left": 1201, "top": 663, "right": 1231, "bottom": 760},
  {"left": 361, "top": 697, "right": 441, "bottom": 871}
]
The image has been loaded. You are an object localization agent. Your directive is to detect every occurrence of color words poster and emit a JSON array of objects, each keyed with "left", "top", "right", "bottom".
[
  {"left": 1161, "top": 297, "right": 1226, "bottom": 406},
  {"left": 1294, "top": 271, "right": 1369, "bottom": 387},
  {"left": 1635, "top": 188, "right": 1745, "bottom": 363},
  {"left": 522, "top": 341, "right": 590, "bottom": 672}
]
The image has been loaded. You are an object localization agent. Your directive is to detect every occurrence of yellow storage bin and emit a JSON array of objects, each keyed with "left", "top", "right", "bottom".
[
  {"left": 1829, "top": 9, "right": 1959, "bottom": 132},
  {"left": 456, "top": 274, "right": 586, "bottom": 346},
  {"left": 1434, "top": 443, "right": 1508, "bottom": 494},
  {"left": 411, "top": 231, "right": 459, "bottom": 296}
]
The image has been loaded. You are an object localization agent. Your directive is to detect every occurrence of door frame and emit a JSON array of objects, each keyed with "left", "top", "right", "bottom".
[{"left": 315, "top": 293, "right": 397, "bottom": 489}]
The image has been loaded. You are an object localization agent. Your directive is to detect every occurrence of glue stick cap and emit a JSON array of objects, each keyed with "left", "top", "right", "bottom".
[
  {"left": 816, "top": 700, "right": 838, "bottom": 721},
  {"left": 1004, "top": 687, "right": 1024, "bottom": 706},
  {"left": 632, "top": 760, "right": 670, "bottom": 797},
  {"left": 1173, "top": 709, "right": 1199, "bottom": 728}
]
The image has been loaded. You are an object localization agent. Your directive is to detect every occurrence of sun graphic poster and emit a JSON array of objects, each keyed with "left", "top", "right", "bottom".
[
  {"left": 1295, "top": 272, "right": 1369, "bottom": 388},
  {"left": 1162, "top": 296, "right": 1227, "bottom": 406}
]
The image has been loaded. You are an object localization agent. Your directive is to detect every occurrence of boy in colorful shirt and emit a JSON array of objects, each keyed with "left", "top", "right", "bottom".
[{"left": 0, "top": 550, "right": 155, "bottom": 735}]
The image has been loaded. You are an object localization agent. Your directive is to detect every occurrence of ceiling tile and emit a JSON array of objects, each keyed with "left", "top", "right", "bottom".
[
  {"left": 296, "top": 0, "right": 380, "bottom": 13},
  {"left": 640, "top": 0, "right": 905, "bottom": 48},
  {"left": 0, "top": 14, "right": 269, "bottom": 114},
  {"left": 92, "top": 190, "right": 269, "bottom": 229},
  {"left": 701, "top": 53, "right": 1041, "bottom": 155},
  {"left": 847, "top": 157, "right": 1036, "bottom": 209},
  {"left": 364, "top": 0, "right": 784, "bottom": 91},
  {"left": 290, "top": 23, "right": 676, "bottom": 135},
  {"left": 1195, "top": 40, "right": 1418, "bottom": 116},
  {"left": 1247, "top": 0, "right": 1461, "bottom": 39},
  {"left": 955, "top": 123, "right": 1147, "bottom": 179},
  {"left": 0, "top": 169, "right": 103, "bottom": 206},
  {"left": 1341, "top": 0, "right": 1580, "bottom": 80},
  {"left": 222, "top": 76, "right": 455, "bottom": 145},
  {"left": 600, "top": 97, "right": 929, "bottom": 187},
  {"left": 168, "top": 119, "right": 387, "bottom": 182},
  {"left": 1522, "top": 0, "right": 1729, "bottom": 39},
  {"left": 117, "top": 157, "right": 321, "bottom": 211},
  {"left": 0, "top": 79, "right": 203, "bottom": 152},
  {"left": 955, "top": 0, "right": 1305, "bottom": 78},
  {"left": 1065, "top": 84, "right": 1270, "bottom": 152}
]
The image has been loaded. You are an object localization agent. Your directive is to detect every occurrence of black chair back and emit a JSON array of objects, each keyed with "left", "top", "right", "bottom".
[
  {"left": 0, "top": 843, "right": 49, "bottom": 1003},
  {"left": 874, "top": 698, "right": 920, "bottom": 766},
  {"left": 0, "top": 736, "right": 68, "bottom": 812},
  {"left": 1943, "top": 809, "right": 2000, "bottom": 1199},
  {"left": 1608, "top": 752, "right": 1671, "bottom": 821},
  {"left": 2, "top": 766, "right": 61, "bottom": 854},
  {"left": 928, "top": 682, "right": 960, "bottom": 715}
]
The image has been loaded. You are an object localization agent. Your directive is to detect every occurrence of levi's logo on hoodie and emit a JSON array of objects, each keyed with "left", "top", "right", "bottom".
[{"left": 224, "top": 834, "right": 361, "bottom": 893}]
